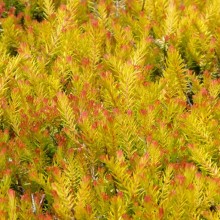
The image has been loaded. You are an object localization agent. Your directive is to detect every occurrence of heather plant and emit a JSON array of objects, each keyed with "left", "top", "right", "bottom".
[{"left": 0, "top": 0, "right": 220, "bottom": 219}]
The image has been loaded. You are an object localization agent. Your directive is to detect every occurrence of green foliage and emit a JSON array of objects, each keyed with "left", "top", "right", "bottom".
[
  {"left": 0, "top": 0, "right": 220, "bottom": 219},
  {"left": 30, "top": 2, "right": 45, "bottom": 22},
  {"left": 3, "top": 0, "right": 25, "bottom": 16}
]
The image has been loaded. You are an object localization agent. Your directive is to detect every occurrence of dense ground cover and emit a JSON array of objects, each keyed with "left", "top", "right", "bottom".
[{"left": 1, "top": 0, "right": 220, "bottom": 219}]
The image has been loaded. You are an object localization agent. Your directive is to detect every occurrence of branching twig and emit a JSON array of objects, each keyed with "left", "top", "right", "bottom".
[
  {"left": 31, "top": 193, "right": 37, "bottom": 214},
  {"left": 142, "top": 0, "right": 146, "bottom": 11},
  {"left": 39, "top": 194, "right": 46, "bottom": 209}
]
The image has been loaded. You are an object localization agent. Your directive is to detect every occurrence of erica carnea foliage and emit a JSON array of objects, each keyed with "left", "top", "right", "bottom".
[{"left": 0, "top": 0, "right": 220, "bottom": 219}]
